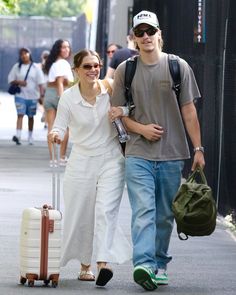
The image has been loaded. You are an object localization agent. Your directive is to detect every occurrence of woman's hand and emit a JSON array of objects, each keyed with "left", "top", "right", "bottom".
[
  {"left": 48, "top": 131, "right": 61, "bottom": 144},
  {"left": 108, "top": 107, "right": 124, "bottom": 121}
]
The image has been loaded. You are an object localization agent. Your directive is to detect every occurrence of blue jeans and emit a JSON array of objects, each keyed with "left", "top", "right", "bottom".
[{"left": 125, "top": 157, "right": 184, "bottom": 271}]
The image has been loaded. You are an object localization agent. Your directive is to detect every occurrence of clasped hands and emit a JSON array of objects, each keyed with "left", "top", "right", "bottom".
[{"left": 48, "top": 132, "right": 61, "bottom": 144}]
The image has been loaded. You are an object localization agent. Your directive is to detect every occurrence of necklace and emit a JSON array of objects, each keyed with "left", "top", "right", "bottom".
[
  {"left": 82, "top": 95, "right": 96, "bottom": 102},
  {"left": 79, "top": 82, "right": 101, "bottom": 104}
]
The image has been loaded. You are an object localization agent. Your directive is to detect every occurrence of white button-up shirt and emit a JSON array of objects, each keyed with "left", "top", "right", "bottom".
[{"left": 52, "top": 80, "right": 118, "bottom": 156}]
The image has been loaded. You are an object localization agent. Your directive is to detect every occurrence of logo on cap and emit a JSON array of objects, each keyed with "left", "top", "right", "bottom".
[{"left": 137, "top": 12, "right": 152, "bottom": 20}]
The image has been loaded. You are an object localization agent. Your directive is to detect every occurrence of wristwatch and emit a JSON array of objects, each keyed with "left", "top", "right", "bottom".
[{"left": 193, "top": 146, "right": 204, "bottom": 153}]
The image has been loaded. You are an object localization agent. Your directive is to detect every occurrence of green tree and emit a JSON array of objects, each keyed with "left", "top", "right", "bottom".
[
  {"left": 18, "top": 0, "right": 87, "bottom": 17},
  {"left": 1, "top": 0, "right": 87, "bottom": 17},
  {"left": 0, "top": 0, "right": 19, "bottom": 14}
]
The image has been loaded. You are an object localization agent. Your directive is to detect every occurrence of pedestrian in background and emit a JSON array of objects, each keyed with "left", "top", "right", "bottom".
[
  {"left": 43, "top": 39, "right": 74, "bottom": 167},
  {"left": 106, "top": 43, "right": 122, "bottom": 63},
  {"left": 48, "top": 49, "right": 131, "bottom": 287},
  {"left": 105, "top": 30, "right": 138, "bottom": 79},
  {"left": 37, "top": 49, "right": 50, "bottom": 92},
  {"left": 37, "top": 50, "right": 50, "bottom": 128},
  {"left": 111, "top": 10, "right": 205, "bottom": 291},
  {"left": 8, "top": 47, "right": 45, "bottom": 145}
]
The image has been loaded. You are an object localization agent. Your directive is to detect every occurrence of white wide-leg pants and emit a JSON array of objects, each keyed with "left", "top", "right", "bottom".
[{"left": 60, "top": 146, "right": 132, "bottom": 266}]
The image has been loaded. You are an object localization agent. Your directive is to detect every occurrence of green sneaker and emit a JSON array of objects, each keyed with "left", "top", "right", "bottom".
[
  {"left": 156, "top": 269, "right": 168, "bottom": 285},
  {"left": 133, "top": 265, "right": 158, "bottom": 291}
]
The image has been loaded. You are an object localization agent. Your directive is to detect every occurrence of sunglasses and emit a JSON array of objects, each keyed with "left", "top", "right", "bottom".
[
  {"left": 81, "top": 63, "right": 102, "bottom": 70},
  {"left": 134, "top": 27, "right": 158, "bottom": 38},
  {"left": 107, "top": 50, "right": 115, "bottom": 54}
]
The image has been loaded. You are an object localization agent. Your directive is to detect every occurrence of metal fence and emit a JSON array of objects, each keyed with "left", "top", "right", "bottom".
[{"left": 0, "top": 14, "right": 87, "bottom": 91}]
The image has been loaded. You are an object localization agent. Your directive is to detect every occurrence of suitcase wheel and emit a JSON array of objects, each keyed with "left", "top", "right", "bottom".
[
  {"left": 52, "top": 281, "right": 58, "bottom": 288},
  {"left": 28, "top": 280, "right": 34, "bottom": 287},
  {"left": 20, "top": 277, "right": 27, "bottom": 285}
]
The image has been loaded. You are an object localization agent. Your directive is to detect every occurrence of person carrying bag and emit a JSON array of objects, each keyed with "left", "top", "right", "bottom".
[
  {"left": 8, "top": 47, "right": 45, "bottom": 145},
  {"left": 8, "top": 62, "right": 33, "bottom": 95}
]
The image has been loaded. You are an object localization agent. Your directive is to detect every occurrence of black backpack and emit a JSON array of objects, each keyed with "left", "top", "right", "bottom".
[{"left": 124, "top": 54, "right": 181, "bottom": 112}]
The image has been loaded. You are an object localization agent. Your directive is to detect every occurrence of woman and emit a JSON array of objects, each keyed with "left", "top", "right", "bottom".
[
  {"left": 8, "top": 47, "right": 45, "bottom": 145},
  {"left": 48, "top": 49, "right": 131, "bottom": 286},
  {"left": 37, "top": 50, "right": 50, "bottom": 128},
  {"left": 43, "top": 39, "right": 74, "bottom": 166}
]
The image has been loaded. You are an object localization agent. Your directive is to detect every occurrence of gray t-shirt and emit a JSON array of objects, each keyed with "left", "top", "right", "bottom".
[{"left": 111, "top": 52, "right": 201, "bottom": 161}]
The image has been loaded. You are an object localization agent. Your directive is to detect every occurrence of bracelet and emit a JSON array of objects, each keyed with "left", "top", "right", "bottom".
[
  {"left": 193, "top": 146, "right": 204, "bottom": 153},
  {"left": 120, "top": 106, "right": 129, "bottom": 116}
]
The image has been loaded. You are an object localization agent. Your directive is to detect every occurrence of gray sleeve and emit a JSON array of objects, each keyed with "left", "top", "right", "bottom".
[
  {"left": 110, "top": 61, "right": 127, "bottom": 106},
  {"left": 179, "top": 58, "right": 201, "bottom": 105}
]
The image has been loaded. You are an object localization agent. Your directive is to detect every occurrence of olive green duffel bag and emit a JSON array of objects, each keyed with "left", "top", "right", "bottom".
[{"left": 172, "top": 167, "right": 217, "bottom": 240}]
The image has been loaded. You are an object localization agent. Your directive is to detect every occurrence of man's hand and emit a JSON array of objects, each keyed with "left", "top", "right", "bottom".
[
  {"left": 140, "top": 124, "right": 164, "bottom": 141},
  {"left": 191, "top": 151, "right": 205, "bottom": 171}
]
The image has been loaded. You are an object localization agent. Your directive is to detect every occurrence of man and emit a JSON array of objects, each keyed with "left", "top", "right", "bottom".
[
  {"left": 106, "top": 43, "right": 122, "bottom": 62},
  {"left": 105, "top": 30, "right": 138, "bottom": 79},
  {"left": 111, "top": 10, "right": 205, "bottom": 291}
]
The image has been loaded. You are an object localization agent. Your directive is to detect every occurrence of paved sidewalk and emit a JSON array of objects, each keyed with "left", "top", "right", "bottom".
[{"left": 1, "top": 91, "right": 236, "bottom": 294}]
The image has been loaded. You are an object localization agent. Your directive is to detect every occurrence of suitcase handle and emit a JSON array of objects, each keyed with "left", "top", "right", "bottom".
[{"left": 51, "top": 143, "right": 60, "bottom": 211}]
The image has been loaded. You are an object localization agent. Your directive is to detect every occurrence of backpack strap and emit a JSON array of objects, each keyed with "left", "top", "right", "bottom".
[
  {"left": 124, "top": 55, "right": 138, "bottom": 113},
  {"left": 124, "top": 54, "right": 181, "bottom": 111},
  {"left": 101, "top": 79, "right": 113, "bottom": 96},
  {"left": 168, "top": 54, "right": 181, "bottom": 103}
]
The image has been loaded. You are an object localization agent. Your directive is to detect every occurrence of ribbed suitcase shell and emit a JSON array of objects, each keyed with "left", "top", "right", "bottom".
[
  {"left": 19, "top": 207, "right": 62, "bottom": 287},
  {"left": 19, "top": 144, "right": 62, "bottom": 287}
]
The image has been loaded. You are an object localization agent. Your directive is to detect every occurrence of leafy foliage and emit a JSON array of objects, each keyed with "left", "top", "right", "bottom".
[
  {"left": 0, "top": 0, "right": 19, "bottom": 14},
  {"left": 0, "top": 0, "right": 87, "bottom": 17}
]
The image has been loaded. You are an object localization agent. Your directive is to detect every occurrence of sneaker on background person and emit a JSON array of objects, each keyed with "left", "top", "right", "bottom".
[
  {"left": 59, "top": 156, "right": 68, "bottom": 167},
  {"left": 49, "top": 159, "right": 58, "bottom": 168},
  {"left": 28, "top": 137, "right": 34, "bottom": 145},
  {"left": 12, "top": 135, "right": 21, "bottom": 145}
]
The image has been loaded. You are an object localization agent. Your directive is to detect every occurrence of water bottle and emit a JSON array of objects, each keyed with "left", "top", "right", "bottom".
[{"left": 113, "top": 118, "right": 130, "bottom": 143}]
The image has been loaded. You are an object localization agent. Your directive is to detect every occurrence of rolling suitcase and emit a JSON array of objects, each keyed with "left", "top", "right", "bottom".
[{"left": 19, "top": 144, "right": 62, "bottom": 287}]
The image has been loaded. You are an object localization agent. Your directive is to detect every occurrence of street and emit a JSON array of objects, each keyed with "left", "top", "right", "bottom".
[{"left": 1, "top": 91, "right": 236, "bottom": 294}]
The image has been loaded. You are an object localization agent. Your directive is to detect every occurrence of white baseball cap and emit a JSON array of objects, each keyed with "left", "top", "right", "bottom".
[{"left": 133, "top": 10, "right": 159, "bottom": 29}]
